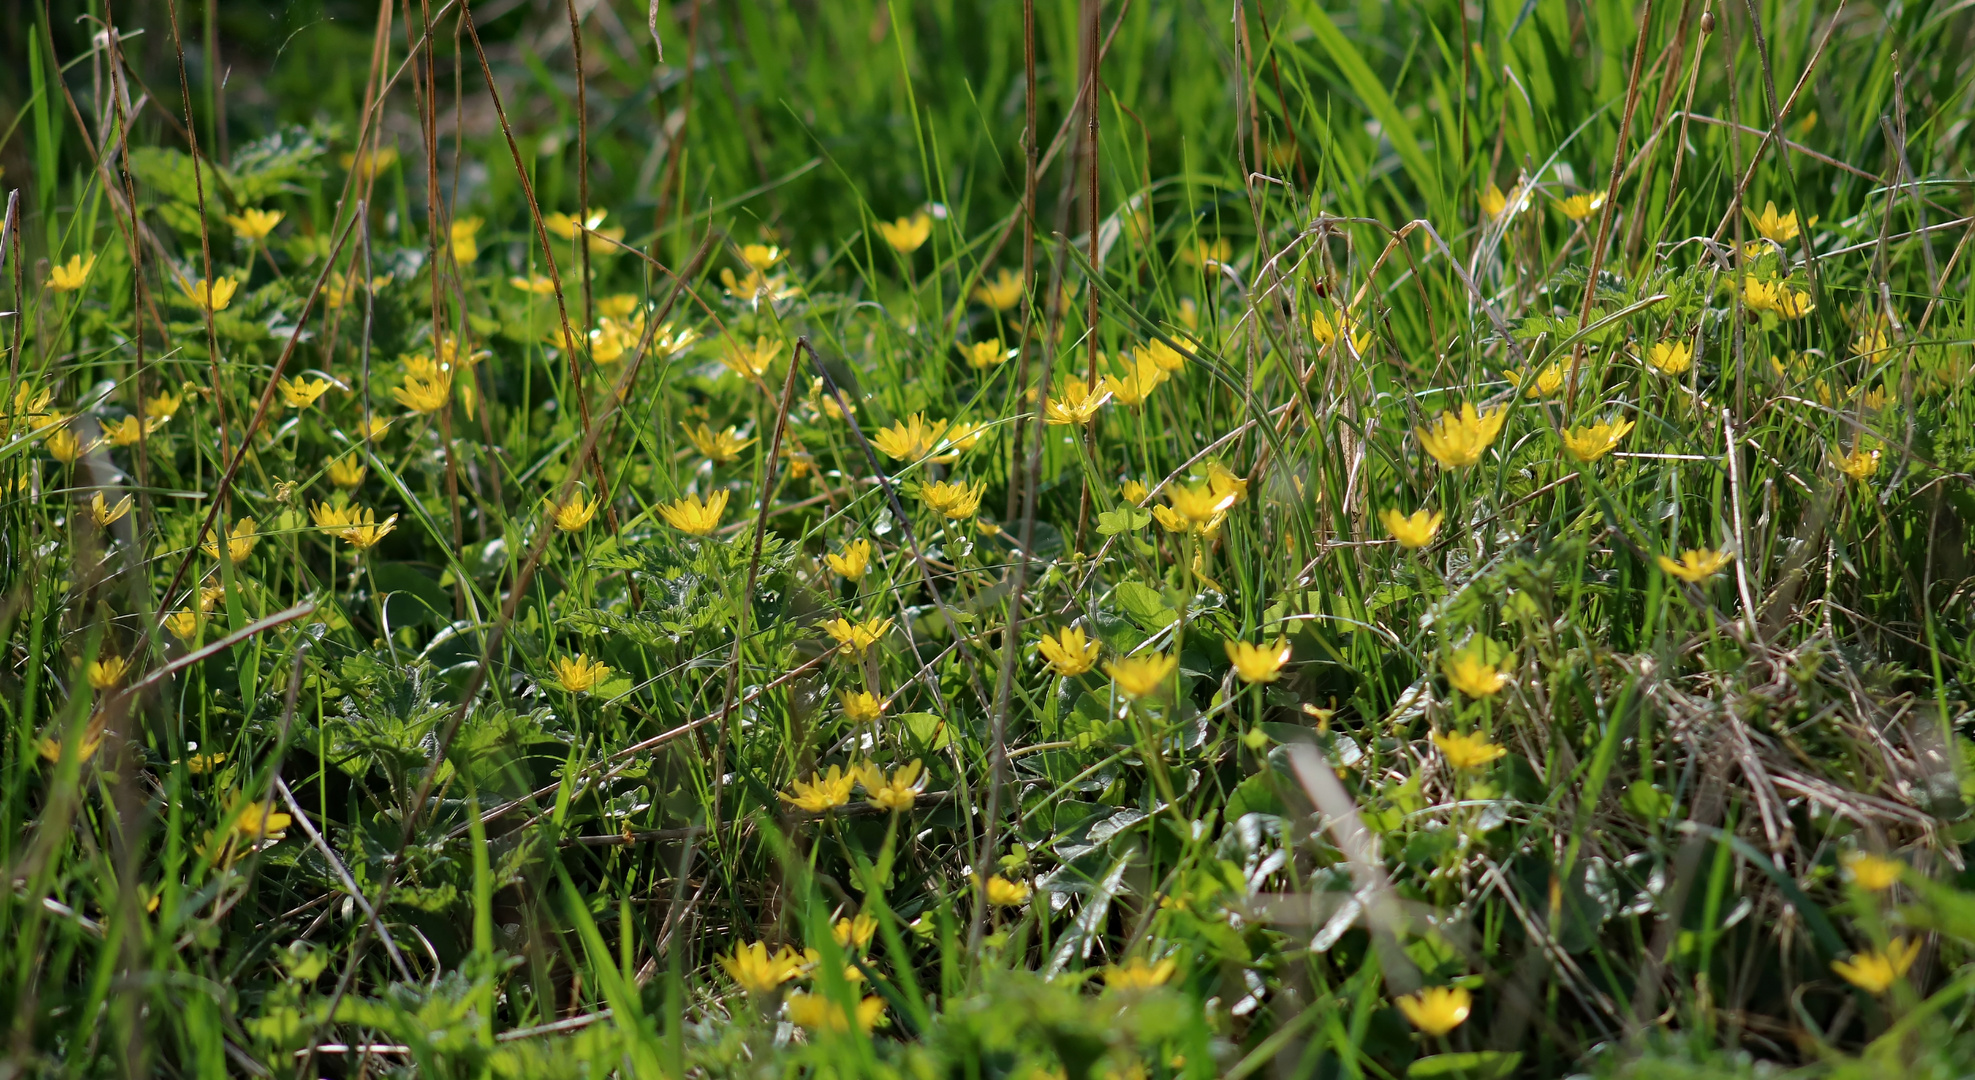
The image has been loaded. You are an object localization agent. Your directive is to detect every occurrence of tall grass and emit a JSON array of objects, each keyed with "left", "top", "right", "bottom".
[{"left": 4, "top": 0, "right": 1975, "bottom": 1076}]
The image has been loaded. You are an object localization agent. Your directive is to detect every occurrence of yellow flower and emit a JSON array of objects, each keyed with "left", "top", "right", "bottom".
[
  {"left": 1560, "top": 417, "right": 1635, "bottom": 463},
  {"left": 1443, "top": 645, "right": 1512, "bottom": 699},
  {"left": 833, "top": 913, "right": 879, "bottom": 951},
  {"left": 1840, "top": 852, "right": 1903, "bottom": 896},
  {"left": 345, "top": 508, "right": 399, "bottom": 549},
  {"left": 1139, "top": 339, "right": 1187, "bottom": 374},
  {"left": 1833, "top": 444, "right": 1881, "bottom": 482},
  {"left": 198, "top": 585, "right": 227, "bottom": 613},
  {"left": 326, "top": 456, "right": 367, "bottom": 488},
  {"left": 872, "top": 413, "right": 948, "bottom": 461},
  {"left": 681, "top": 422, "right": 755, "bottom": 464},
  {"left": 722, "top": 942, "right": 805, "bottom": 995},
  {"left": 5, "top": 382, "right": 54, "bottom": 430},
  {"left": 47, "top": 254, "right": 96, "bottom": 291},
  {"left": 230, "top": 799, "right": 294, "bottom": 842},
  {"left": 825, "top": 540, "right": 873, "bottom": 582},
  {"left": 202, "top": 517, "right": 259, "bottom": 564},
  {"left": 1831, "top": 939, "right": 1921, "bottom": 994},
  {"left": 1396, "top": 986, "right": 1472, "bottom": 1036},
  {"left": 963, "top": 339, "right": 1010, "bottom": 369},
  {"left": 1120, "top": 479, "right": 1149, "bottom": 505},
  {"left": 101, "top": 415, "right": 138, "bottom": 448},
  {"left": 722, "top": 335, "right": 783, "bottom": 380},
  {"left": 1044, "top": 380, "right": 1111, "bottom": 425},
  {"left": 143, "top": 391, "right": 183, "bottom": 421},
  {"left": 1166, "top": 481, "right": 1237, "bottom": 530},
  {"left": 278, "top": 376, "right": 332, "bottom": 409},
  {"left": 877, "top": 211, "right": 933, "bottom": 253},
  {"left": 178, "top": 275, "right": 239, "bottom": 312},
  {"left": 1743, "top": 277, "right": 1813, "bottom": 319},
  {"left": 1039, "top": 627, "right": 1100, "bottom": 677},
  {"left": 341, "top": 145, "right": 399, "bottom": 177},
  {"left": 1381, "top": 508, "right": 1443, "bottom": 549},
  {"left": 1555, "top": 190, "right": 1606, "bottom": 221},
  {"left": 589, "top": 319, "right": 636, "bottom": 363},
  {"left": 824, "top": 617, "right": 892, "bottom": 656},
  {"left": 718, "top": 266, "right": 799, "bottom": 305},
  {"left": 919, "top": 479, "right": 984, "bottom": 520},
  {"left": 1310, "top": 309, "right": 1371, "bottom": 354},
  {"left": 1106, "top": 653, "right": 1177, "bottom": 700},
  {"left": 548, "top": 490, "right": 600, "bottom": 531},
  {"left": 1148, "top": 505, "right": 1188, "bottom": 535},
  {"left": 90, "top": 491, "right": 134, "bottom": 527},
  {"left": 1433, "top": 730, "right": 1507, "bottom": 771},
  {"left": 1103, "top": 957, "right": 1177, "bottom": 992},
  {"left": 841, "top": 691, "right": 884, "bottom": 724},
  {"left": 87, "top": 655, "right": 130, "bottom": 690},
  {"left": 546, "top": 207, "right": 613, "bottom": 241},
  {"left": 449, "top": 217, "right": 482, "bottom": 262},
  {"left": 309, "top": 500, "right": 356, "bottom": 535},
  {"left": 1647, "top": 340, "right": 1693, "bottom": 376},
  {"left": 164, "top": 609, "right": 201, "bottom": 643},
  {"left": 510, "top": 274, "right": 557, "bottom": 296},
  {"left": 1207, "top": 463, "right": 1248, "bottom": 506},
  {"left": 739, "top": 243, "right": 784, "bottom": 271},
  {"left": 1852, "top": 329, "right": 1891, "bottom": 359},
  {"left": 786, "top": 992, "right": 886, "bottom": 1033},
  {"left": 1656, "top": 548, "right": 1732, "bottom": 583},
  {"left": 782, "top": 765, "right": 857, "bottom": 812},
  {"left": 808, "top": 378, "right": 857, "bottom": 420},
  {"left": 359, "top": 413, "right": 393, "bottom": 440},
  {"left": 658, "top": 490, "right": 729, "bottom": 535},
  {"left": 1479, "top": 183, "right": 1508, "bottom": 219},
  {"left": 856, "top": 759, "right": 926, "bottom": 812},
  {"left": 553, "top": 654, "right": 611, "bottom": 694},
  {"left": 324, "top": 271, "right": 393, "bottom": 309},
  {"left": 1226, "top": 639, "right": 1291, "bottom": 683},
  {"left": 45, "top": 427, "right": 88, "bottom": 465},
  {"left": 940, "top": 420, "right": 986, "bottom": 453},
  {"left": 1182, "top": 237, "right": 1232, "bottom": 269},
  {"left": 309, "top": 503, "right": 394, "bottom": 549},
  {"left": 973, "top": 268, "right": 1024, "bottom": 311},
  {"left": 1415, "top": 403, "right": 1507, "bottom": 468},
  {"left": 184, "top": 752, "right": 226, "bottom": 774},
  {"left": 104, "top": 414, "right": 167, "bottom": 447},
  {"left": 38, "top": 716, "right": 107, "bottom": 765},
  {"left": 393, "top": 369, "right": 452, "bottom": 413},
  {"left": 1508, "top": 364, "right": 1565, "bottom": 398},
  {"left": 225, "top": 208, "right": 284, "bottom": 241},
  {"left": 1745, "top": 200, "right": 1800, "bottom": 243},
  {"left": 598, "top": 293, "right": 640, "bottom": 320},
  {"left": 1103, "top": 354, "right": 1167, "bottom": 407},
  {"left": 1844, "top": 852, "right": 1904, "bottom": 892},
  {"left": 984, "top": 875, "right": 1031, "bottom": 907}
]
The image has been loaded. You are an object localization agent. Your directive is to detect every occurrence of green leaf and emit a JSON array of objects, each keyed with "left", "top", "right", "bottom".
[
  {"left": 1622, "top": 780, "right": 1673, "bottom": 821},
  {"left": 899, "top": 712, "right": 950, "bottom": 751},
  {"left": 1096, "top": 507, "right": 1151, "bottom": 535},
  {"left": 1407, "top": 1052, "right": 1522, "bottom": 1079},
  {"left": 1113, "top": 580, "right": 1178, "bottom": 630},
  {"left": 1288, "top": 0, "right": 1440, "bottom": 208},
  {"left": 1224, "top": 773, "right": 1285, "bottom": 821}
]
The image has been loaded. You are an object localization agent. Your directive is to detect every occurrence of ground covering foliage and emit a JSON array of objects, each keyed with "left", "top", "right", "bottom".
[{"left": 7, "top": 0, "right": 1975, "bottom": 1076}]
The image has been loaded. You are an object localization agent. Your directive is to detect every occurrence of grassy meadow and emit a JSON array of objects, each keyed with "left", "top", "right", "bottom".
[{"left": 6, "top": 0, "right": 1975, "bottom": 1076}]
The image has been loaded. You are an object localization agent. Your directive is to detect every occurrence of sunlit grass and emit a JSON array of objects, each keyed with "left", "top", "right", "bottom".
[{"left": 5, "top": 1, "right": 1975, "bottom": 1077}]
